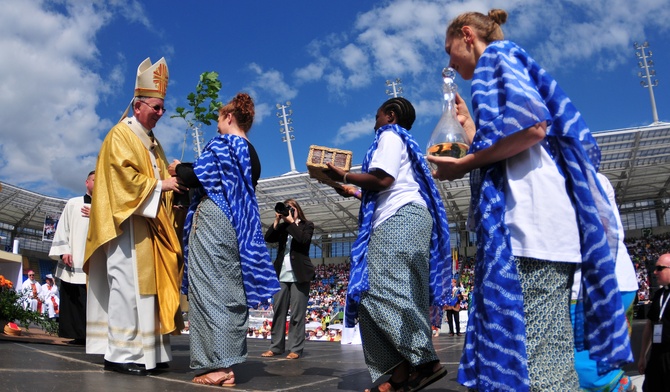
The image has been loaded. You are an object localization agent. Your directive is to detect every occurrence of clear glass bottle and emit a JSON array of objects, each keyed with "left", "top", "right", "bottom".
[{"left": 426, "top": 67, "right": 469, "bottom": 159}]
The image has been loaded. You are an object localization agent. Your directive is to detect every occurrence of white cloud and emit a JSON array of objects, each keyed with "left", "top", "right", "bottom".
[
  {"left": 413, "top": 98, "right": 443, "bottom": 124},
  {"left": 293, "top": 0, "right": 670, "bottom": 97},
  {"left": 355, "top": 0, "right": 448, "bottom": 76},
  {"left": 1, "top": 0, "right": 668, "bottom": 197},
  {"left": 0, "top": 0, "right": 111, "bottom": 195},
  {"left": 254, "top": 102, "right": 273, "bottom": 127},
  {"left": 247, "top": 63, "right": 298, "bottom": 101},
  {"left": 501, "top": 0, "right": 670, "bottom": 71},
  {"left": 333, "top": 116, "right": 375, "bottom": 145},
  {"left": 329, "top": 97, "right": 441, "bottom": 147},
  {"left": 338, "top": 44, "right": 372, "bottom": 88},
  {"left": 294, "top": 59, "right": 327, "bottom": 83},
  {"left": 324, "top": 68, "right": 347, "bottom": 98},
  {"left": 294, "top": 0, "right": 453, "bottom": 95},
  {"left": 0, "top": 0, "right": 162, "bottom": 196},
  {"left": 107, "top": 0, "right": 151, "bottom": 29},
  {"left": 244, "top": 63, "right": 299, "bottom": 127}
]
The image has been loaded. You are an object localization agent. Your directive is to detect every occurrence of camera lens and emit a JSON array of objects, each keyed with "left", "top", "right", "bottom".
[{"left": 274, "top": 202, "right": 290, "bottom": 216}]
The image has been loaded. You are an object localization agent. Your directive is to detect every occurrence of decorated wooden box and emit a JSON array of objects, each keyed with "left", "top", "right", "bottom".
[{"left": 306, "top": 145, "right": 352, "bottom": 188}]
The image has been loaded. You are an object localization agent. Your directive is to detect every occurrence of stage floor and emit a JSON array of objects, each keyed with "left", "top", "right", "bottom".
[{"left": 0, "top": 320, "right": 646, "bottom": 391}]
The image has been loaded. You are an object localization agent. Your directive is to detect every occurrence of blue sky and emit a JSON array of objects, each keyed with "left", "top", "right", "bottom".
[{"left": 1, "top": 0, "right": 669, "bottom": 198}]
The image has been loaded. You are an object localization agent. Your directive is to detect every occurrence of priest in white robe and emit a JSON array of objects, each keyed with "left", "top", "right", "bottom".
[
  {"left": 40, "top": 274, "right": 60, "bottom": 320},
  {"left": 20, "top": 270, "right": 42, "bottom": 313},
  {"left": 49, "top": 170, "right": 95, "bottom": 344}
]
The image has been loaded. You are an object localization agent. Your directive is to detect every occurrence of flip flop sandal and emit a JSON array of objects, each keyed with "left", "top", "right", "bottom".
[
  {"left": 365, "top": 377, "right": 408, "bottom": 392},
  {"left": 192, "top": 371, "right": 236, "bottom": 387},
  {"left": 407, "top": 364, "right": 447, "bottom": 392}
]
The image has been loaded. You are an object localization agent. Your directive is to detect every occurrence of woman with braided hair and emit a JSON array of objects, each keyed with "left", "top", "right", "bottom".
[{"left": 326, "top": 97, "right": 451, "bottom": 392}]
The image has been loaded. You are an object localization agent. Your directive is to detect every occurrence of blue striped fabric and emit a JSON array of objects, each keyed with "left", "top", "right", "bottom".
[
  {"left": 458, "top": 40, "right": 632, "bottom": 391},
  {"left": 345, "top": 123, "right": 452, "bottom": 327},
  {"left": 181, "top": 134, "right": 279, "bottom": 307}
]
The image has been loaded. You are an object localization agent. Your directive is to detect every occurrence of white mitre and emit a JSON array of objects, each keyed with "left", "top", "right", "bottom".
[{"left": 119, "top": 57, "right": 169, "bottom": 121}]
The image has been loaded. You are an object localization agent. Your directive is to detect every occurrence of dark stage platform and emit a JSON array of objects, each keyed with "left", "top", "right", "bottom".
[{"left": 0, "top": 320, "right": 647, "bottom": 391}]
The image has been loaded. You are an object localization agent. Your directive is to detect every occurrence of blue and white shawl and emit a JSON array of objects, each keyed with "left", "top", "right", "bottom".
[
  {"left": 181, "top": 134, "right": 280, "bottom": 307},
  {"left": 344, "top": 123, "right": 452, "bottom": 327},
  {"left": 457, "top": 40, "right": 633, "bottom": 391}
]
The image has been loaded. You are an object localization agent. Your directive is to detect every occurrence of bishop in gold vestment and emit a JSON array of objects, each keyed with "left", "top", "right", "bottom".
[{"left": 84, "top": 57, "right": 184, "bottom": 375}]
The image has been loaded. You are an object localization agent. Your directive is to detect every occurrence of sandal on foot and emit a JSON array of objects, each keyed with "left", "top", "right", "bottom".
[
  {"left": 364, "top": 377, "right": 408, "bottom": 392},
  {"left": 192, "top": 371, "right": 236, "bottom": 387},
  {"left": 261, "top": 350, "right": 278, "bottom": 357},
  {"left": 616, "top": 376, "right": 636, "bottom": 392},
  {"left": 407, "top": 362, "right": 447, "bottom": 392}
]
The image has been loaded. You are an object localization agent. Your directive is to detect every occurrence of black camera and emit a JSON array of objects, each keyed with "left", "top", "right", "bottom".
[{"left": 274, "top": 202, "right": 294, "bottom": 217}]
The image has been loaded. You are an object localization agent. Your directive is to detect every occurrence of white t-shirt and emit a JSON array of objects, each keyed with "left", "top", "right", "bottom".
[
  {"left": 504, "top": 143, "right": 581, "bottom": 262},
  {"left": 597, "top": 173, "right": 638, "bottom": 292},
  {"left": 368, "top": 131, "right": 425, "bottom": 229},
  {"left": 571, "top": 173, "right": 639, "bottom": 298}
]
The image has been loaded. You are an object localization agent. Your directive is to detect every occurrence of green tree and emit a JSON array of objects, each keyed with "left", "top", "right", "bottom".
[{"left": 171, "top": 71, "right": 223, "bottom": 159}]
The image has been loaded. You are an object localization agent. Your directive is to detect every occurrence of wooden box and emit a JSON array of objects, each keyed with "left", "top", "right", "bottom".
[{"left": 306, "top": 145, "right": 352, "bottom": 189}]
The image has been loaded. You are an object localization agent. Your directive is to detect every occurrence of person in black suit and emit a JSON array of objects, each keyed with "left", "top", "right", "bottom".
[
  {"left": 261, "top": 199, "right": 315, "bottom": 359},
  {"left": 638, "top": 253, "right": 670, "bottom": 392}
]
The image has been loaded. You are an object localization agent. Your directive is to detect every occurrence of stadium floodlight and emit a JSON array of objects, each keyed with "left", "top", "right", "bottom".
[
  {"left": 276, "top": 101, "right": 298, "bottom": 173},
  {"left": 191, "top": 125, "right": 204, "bottom": 157},
  {"left": 385, "top": 78, "right": 403, "bottom": 98},
  {"left": 634, "top": 41, "right": 660, "bottom": 124}
]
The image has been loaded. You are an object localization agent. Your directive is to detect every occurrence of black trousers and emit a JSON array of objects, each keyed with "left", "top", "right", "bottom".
[
  {"left": 446, "top": 309, "right": 460, "bottom": 334},
  {"left": 58, "top": 280, "right": 87, "bottom": 339}
]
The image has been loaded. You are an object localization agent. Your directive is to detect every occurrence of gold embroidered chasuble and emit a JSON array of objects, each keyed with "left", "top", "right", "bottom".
[{"left": 84, "top": 118, "right": 184, "bottom": 334}]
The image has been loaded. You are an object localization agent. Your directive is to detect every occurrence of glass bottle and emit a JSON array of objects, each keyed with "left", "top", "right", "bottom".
[{"left": 426, "top": 67, "right": 469, "bottom": 159}]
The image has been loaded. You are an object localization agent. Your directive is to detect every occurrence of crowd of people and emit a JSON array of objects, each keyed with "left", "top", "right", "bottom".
[
  {"left": 243, "top": 263, "right": 347, "bottom": 340},
  {"left": 625, "top": 233, "right": 670, "bottom": 303},
  {"left": 199, "top": 227, "right": 669, "bottom": 342},
  {"left": 246, "top": 319, "right": 344, "bottom": 342},
  {"left": 240, "top": 229, "right": 667, "bottom": 344},
  {"left": 309, "top": 264, "right": 348, "bottom": 316},
  {"left": 206, "top": 225, "right": 670, "bottom": 339},
  {"left": 18, "top": 270, "right": 60, "bottom": 321},
  {"left": 27, "top": 231, "right": 668, "bottom": 332}
]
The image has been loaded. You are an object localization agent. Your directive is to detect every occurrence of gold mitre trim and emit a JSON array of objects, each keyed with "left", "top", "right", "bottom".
[{"left": 134, "top": 57, "right": 169, "bottom": 99}]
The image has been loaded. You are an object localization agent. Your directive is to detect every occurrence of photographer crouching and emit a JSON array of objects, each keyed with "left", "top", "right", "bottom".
[{"left": 261, "top": 199, "right": 315, "bottom": 360}]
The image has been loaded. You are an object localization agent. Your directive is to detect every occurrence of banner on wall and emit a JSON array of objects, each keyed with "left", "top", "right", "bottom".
[
  {"left": 42, "top": 213, "right": 60, "bottom": 241},
  {"left": 452, "top": 248, "right": 459, "bottom": 272}
]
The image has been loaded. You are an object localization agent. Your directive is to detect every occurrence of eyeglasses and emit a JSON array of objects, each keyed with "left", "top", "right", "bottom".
[
  {"left": 28, "top": 274, "right": 34, "bottom": 276},
  {"left": 139, "top": 100, "right": 166, "bottom": 113},
  {"left": 655, "top": 265, "right": 670, "bottom": 272}
]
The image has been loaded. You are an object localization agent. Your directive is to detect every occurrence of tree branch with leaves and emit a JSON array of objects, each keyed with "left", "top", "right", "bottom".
[{"left": 171, "top": 71, "right": 223, "bottom": 159}]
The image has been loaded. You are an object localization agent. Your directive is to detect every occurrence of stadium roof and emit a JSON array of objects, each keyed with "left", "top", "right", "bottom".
[{"left": 2, "top": 122, "right": 670, "bottom": 252}]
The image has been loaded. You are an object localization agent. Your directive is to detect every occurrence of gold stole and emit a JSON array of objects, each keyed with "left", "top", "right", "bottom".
[{"left": 85, "top": 119, "right": 184, "bottom": 334}]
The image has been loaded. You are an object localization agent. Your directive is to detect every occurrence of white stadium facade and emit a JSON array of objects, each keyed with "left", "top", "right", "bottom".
[{"left": 2, "top": 121, "right": 670, "bottom": 275}]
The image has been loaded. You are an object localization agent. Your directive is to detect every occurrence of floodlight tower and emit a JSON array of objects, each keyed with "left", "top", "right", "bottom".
[
  {"left": 635, "top": 41, "right": 660, "bottom": 124},
  {"left": 277, "top": 101, "right": 298, "bottom": 173},
  {"left": 179, "top": 124, "right": 205, "bottom": 161},
  {"left": 385, "top": 78, "right": 403, "bottom": 98},
  {"left": 192, "top": 125, "right": 204, "bottom": 157}
]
